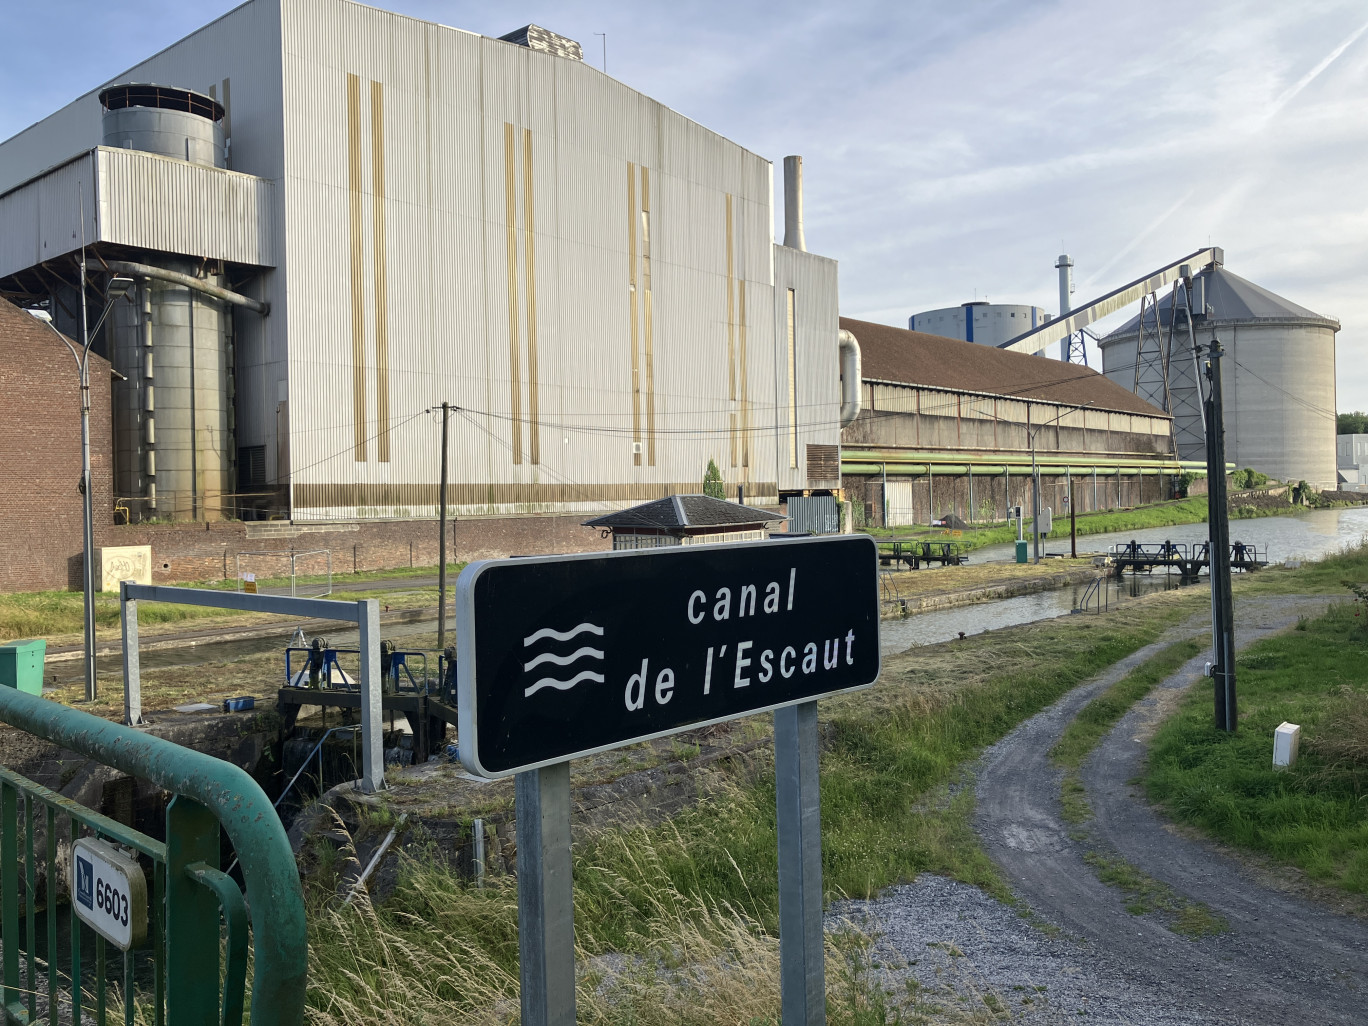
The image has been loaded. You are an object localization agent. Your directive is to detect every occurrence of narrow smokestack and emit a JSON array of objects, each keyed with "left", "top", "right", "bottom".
[
  {"left": 1055, "top": 253, "right": 1074, "bottom": 317},
  {"left": 1055, "top": 253, "right": 1074, "bottom": 362},
  {"left": 783, "top": 155, "right": 806, "bottom": 252}
]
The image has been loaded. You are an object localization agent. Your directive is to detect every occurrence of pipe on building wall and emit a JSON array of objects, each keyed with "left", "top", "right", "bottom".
[
  {"left": 783, "top": 155, "right": 806, "bottom": 252},
  {"left": 838, "top": 329, "right": 862, "bottom": 428},
  {"left": 141, "top": 282, "right": 157, "bottom": 510},
  {"left": 105, "top": 260, "right": 269, "bottom": 315}
]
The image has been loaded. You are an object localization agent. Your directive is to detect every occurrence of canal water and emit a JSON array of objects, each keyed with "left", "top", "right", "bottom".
[
  {"left": 970, "top": 506, "right": 1368, "bottom": 565},
  {"left": 880, "top": 506, "right": 1368, "bottom": 655}
]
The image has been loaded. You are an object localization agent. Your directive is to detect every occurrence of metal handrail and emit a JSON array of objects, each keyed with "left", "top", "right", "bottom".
[
  {"left": 0, "top": 686, "right": 307, "bottom": 1026},
  {"left": 276, "top": 726, "right": 352, "bottom": 811}
]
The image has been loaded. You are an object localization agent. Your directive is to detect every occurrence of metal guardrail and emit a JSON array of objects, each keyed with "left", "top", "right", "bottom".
[
  {"left": 0, "top": 686, "right": 306, "bottom": 1026},
  {"left": 120, "top": 582, "right": 385, "bottom": 793}
]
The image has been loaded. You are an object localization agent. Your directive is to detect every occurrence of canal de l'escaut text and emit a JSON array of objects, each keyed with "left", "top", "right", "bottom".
[{"left": 456, "top": 535, "right": 881, "bottom": 777}]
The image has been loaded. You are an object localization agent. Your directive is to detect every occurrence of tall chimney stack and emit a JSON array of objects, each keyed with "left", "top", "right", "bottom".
[
  {"left": 1055, "top": 253, "right": 1074, "bottom": 361},
  {"left": 783, "top": 155, "right": 806, "bottom": 252}
]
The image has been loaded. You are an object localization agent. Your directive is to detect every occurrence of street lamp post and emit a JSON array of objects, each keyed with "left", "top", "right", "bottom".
[
  {"left": 1029, "top": 400, "right": 1094, "bottom": 564},
  {"left": 28, "top": 273, "right": 134, "bottom": 702}
]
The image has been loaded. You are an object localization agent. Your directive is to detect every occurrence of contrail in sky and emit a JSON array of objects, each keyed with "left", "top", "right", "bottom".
[
  {"left": 1267, "top": 18, "right": 1368, "bottom": 120},
  {"left": 1083, "top": 17, "right": 1367, "bottom": 292},
  {"left": 1081, "top": 187, "right": 1197, "bottom": 288}
]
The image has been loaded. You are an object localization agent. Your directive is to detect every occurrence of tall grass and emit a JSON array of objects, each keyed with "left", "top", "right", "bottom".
[
  {"left": 0, "top": 590, "right": 233, "bottom": 642},
  {"left": 304, "top": 817, "right": 937, "bottom": 1025},
  {"left": 1146, "top": 600, "right": 1368, "bottom": 894}
]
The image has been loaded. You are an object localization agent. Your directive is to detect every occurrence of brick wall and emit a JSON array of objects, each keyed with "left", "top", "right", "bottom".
[
  {"left": 0, "top": 300, "right": 115, "bottom": 592},
  {"left": 97, "top": 514, "right": 612, "bottom": 586}
]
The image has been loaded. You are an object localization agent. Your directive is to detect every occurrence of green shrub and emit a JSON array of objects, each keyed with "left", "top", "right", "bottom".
[
  {"left": 1231, "top": 467, "right": 1270, "bottom": 490},
  {"left": 702, "top": 459, "right": 725, "bottom": 499}
]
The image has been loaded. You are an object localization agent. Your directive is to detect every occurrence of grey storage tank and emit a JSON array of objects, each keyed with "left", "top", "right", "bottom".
[
  {"left": 101, "top": 84, "right": 234, "bottom": 521},
  {"left": 1099, "top": 267, "right": 1339, "bottom": 488},
  {"left": 99, "top": 84, "right": 226, "bottom": 167}
]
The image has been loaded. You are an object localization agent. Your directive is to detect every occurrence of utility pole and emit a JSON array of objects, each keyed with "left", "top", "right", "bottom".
[
  {"left": 1203, "top": 339, "right": 1237, "bottom": 732},
  {"left": 437, "top": 401, "right": 451, "bottom": 650},
  {"left": 79, "top": 243, "right": 97, "bottom": 702},
  {"left": 1069, "top": 481, "right": 1077, "bottom": 559}
]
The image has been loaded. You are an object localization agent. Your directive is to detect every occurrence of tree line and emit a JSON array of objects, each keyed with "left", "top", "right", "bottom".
[{"left": 1338, "top": 412, "right": 1368, "bottom": 435}]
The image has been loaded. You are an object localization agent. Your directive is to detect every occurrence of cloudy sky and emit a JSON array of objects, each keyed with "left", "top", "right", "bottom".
[{"left": 5, "top": 0, "right": 1366, "bottom": 406}]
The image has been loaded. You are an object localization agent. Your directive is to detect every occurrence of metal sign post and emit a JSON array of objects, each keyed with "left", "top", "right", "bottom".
[
  {"left": 515, "top": 763, "right": 575, "bottom": 1026},
  {"left": 456, "top": 535, "right": 880, "bottom": 1025},
  {"left": 775, "top": 700, "right": 825, "bottom": 1025}
]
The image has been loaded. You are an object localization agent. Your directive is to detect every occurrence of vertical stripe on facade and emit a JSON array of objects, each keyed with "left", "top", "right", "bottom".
[
  {"left": 345, "top": 73, "right": 367, "bottom": 460},
  {"left": 787, "top": 288, "right": 798, "bottom": 468},
  {"left": 738, "top": 269, "right": 749, "bottom": 469},
  {"left": 725, "top": 194, "right": 736, "bottom": 467},
  {"left": 523, "top": 128, "right": 540, "bottom": 465},
  {"left": 503, "top": 122, "right": 522, "bottom": 464},
  {"left": 370, "top": 80, "right": 391, "bottom": 462},
  {"left": 626, "top": 163, "right": 642, "bottom": 466},
  {"left": 640, "top": 166, "right": 656, "bottom": 466}
]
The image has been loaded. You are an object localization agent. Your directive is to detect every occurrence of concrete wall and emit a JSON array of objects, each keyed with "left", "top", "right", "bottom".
[
  {"left": 92, "top": 514, "right": 612, "bottom": 588},
  {"left": 844, "top": 470, "right": 1171, "bottom": 530},
  {"left": 844, "top": 382, "right": 1174, "bottom": 457}
]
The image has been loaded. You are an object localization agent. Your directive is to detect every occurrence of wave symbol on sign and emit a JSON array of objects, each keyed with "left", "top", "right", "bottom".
[{"left": 522, "top": 622, "right": 605, "bottom": 697}]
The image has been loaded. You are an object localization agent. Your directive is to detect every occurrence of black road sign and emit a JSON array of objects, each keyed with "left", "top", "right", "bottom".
[{"left": 456, "top": 535, "right": 880, "bottom": 777}]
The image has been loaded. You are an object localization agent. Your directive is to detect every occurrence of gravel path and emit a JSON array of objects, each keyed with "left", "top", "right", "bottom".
[{"left": 834, "top": 595, "right": 1368, "bottom": 1024}]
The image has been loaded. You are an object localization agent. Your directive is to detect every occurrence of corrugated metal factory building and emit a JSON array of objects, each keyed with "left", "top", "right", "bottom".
[
  {"left": 0, "top": 0, "right": 841, "bottom": 524},
  {"left": 836, "top": 318, "right": 1196, "bottom": 527}
]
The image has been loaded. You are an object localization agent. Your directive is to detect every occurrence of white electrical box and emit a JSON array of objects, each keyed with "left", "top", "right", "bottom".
[{"left": 1273, "top": 721, "right": 1301, "bottom": 768}]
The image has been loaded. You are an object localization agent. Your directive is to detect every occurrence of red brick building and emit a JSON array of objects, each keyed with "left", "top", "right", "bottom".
[{"left": 0, "top": 299, "right": 115, "bottom": 591}]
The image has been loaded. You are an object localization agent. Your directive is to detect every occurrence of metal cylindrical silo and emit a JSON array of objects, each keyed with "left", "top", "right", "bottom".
[
  {"left": 99, "top": 84, "right": 226, "bottom": 168},
  {"left": 1099, "top": 267, "right": 1339, "bottom": 488},
  {"left": 108, "top": 260, "right": 233, "bottom": 521}
]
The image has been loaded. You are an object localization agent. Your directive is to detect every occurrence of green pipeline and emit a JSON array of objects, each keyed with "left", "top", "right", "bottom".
[{"left": 840, "top": 451, "right": 1231, "bottom": 478}]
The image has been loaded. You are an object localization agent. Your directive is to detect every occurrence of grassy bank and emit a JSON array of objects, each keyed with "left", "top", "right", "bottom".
[
  {"left": 864, "top": 494, "right": 1300, "bottom": 556},
  {"left": 0, "top": 563, "right": 468, "bottom": 643},
  {"left": 1145, "top": 599, "right": 1368, "bottom": 896}
]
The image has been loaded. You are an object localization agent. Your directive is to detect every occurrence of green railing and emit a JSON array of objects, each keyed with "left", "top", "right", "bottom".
[{"left": 0, "top": 686, "right": 306, "bottom": 1026}]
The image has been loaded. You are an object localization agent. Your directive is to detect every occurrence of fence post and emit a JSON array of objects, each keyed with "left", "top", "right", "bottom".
[
  {"left": 121, "top": 580, "right": 143, "bottom": 726},
  {"left": 165, "top": 796, "right": 221, "bottom": 1026},
  {"left": 357, "top": 599, "right": 384, "bottom": 792}
]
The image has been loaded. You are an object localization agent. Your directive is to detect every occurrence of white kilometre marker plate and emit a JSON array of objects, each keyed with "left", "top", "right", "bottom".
[{"left": 72, "top": 837, "right": 148, "bottom": 951}]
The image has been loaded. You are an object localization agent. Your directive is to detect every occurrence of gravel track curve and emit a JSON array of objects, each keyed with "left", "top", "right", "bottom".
[
  {"left": 833, "top": 595, "right": 1367, "bottom": 1024},
  {"left": 972, "top": 594, "right": 1368, "bottom": 1024}
]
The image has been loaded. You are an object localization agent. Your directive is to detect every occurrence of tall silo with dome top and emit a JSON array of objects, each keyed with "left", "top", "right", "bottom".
[{"left": 1098, "top": 266, "right": 1338, "bottom": 488}]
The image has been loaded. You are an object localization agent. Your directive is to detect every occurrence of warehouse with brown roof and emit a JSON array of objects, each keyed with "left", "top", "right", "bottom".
[{"left": 836, "top": 318, "right": 1200, "bottom": 529}]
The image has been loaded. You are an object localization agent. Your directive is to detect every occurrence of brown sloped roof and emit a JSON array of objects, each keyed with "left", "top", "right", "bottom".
[{"left": 841, "top": 316, "right": 1168, "bottom": 418}]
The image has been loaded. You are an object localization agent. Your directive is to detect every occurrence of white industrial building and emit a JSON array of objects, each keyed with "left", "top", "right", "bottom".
[
  {"left": 0, "top": 0, "right": 847, "bottom": 523},
  {"left": 1336, "top": 435, "right": 1368, "bottom": 490}
]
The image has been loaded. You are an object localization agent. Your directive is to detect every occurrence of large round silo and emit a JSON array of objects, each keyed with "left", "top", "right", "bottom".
[
  {"left": 97, "top": 83, "right": 235, "bottom": 521},
  {"left": 108, "top": 262, "right": 234, "bottom": 521},
  {"left": 99, "top": 84, "right": 226, "bottom": 168},
  {"left": 1099, "top": 266, "right": 1338, "bottom": 488}
]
